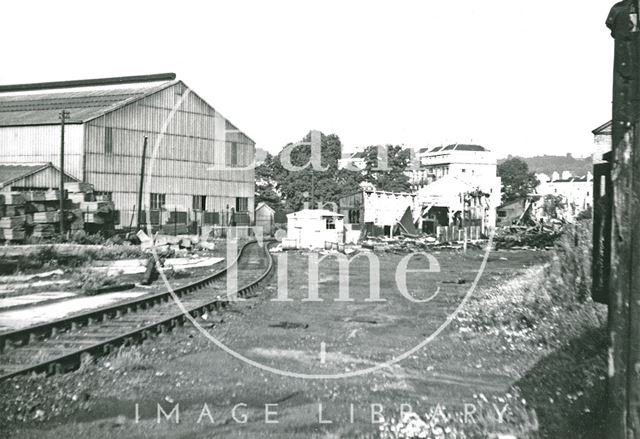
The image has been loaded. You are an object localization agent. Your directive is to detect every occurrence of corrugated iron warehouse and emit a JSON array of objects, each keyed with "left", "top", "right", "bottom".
[{"left": 0, "top": 73, "right": 255, "bottom": 227}]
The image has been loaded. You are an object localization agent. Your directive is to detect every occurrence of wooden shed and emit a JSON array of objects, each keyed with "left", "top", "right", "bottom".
[
  {"left": 286, "top": 209, "right": 344, "bottom": 249},
  {"left": 0, "top": 162, "right": 78, "bottom": 193},
  {"left": 254, "top": 202, "right": 275, "bottom": 236}
]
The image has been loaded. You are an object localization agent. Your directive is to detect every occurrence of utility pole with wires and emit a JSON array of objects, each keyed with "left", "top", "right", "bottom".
[{"left": 59, "top": 110, "right": 70, "bottom": 237}]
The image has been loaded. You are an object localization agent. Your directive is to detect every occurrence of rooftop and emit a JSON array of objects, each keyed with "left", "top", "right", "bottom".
[
  {"left": 287, "top": 209, "right": 344, "bottom": 218},
  {"left": 420, "top": 144, "right": 488, "bottom": 154},
  {"left": 0, "top": 162, "right": 77, "bottom": 189},
  {"left": 592, "top": 120, "right": 612, "bottom": 135},
  {"left": 0, "top": 73, "right": 177, "bottom": 126}
]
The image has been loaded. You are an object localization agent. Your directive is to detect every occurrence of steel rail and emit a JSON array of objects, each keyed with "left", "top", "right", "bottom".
[{"left": 0, "top": 240, "right": 274, "bottom": 381}]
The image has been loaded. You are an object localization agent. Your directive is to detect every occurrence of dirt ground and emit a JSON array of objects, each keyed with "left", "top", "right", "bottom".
[{"left": 0, "top": 247, "right": 606, "bottom": 438}]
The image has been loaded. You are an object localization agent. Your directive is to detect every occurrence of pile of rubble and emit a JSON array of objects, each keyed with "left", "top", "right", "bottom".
[
  {"left": 360, "top": 235, "right": 486, "bottom": 253},
  {"left": 494, "top": 223, "right": 564, "bottom": 249}
]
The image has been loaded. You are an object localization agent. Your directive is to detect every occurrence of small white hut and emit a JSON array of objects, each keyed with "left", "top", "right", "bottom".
[{"left": 286, "top": 209, "right": 344, "bottom": 249}]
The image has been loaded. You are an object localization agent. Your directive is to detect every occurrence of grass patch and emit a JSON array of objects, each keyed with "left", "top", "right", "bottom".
[{"left": 106, "top": 346, "right": 153, "bottom": 372}]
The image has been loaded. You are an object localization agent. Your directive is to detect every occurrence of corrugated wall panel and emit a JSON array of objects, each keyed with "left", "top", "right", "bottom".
[
  {"left": 0, "top": 125, "right": 84, "bottom": 179},
  {"left": 84, "top": 82, "right": 254, "bottom": 217},
  {"left": 8, "top": 166, "right": 76, "bottom": 189}
]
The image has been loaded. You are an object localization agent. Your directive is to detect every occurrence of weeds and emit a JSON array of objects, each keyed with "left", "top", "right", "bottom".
[
  {"left": 71, "top": 269, "right": 120, "bottom": 295},
  {"left": 108, "top": 346, "right": 152, "bottom": 372},
  {"left": 379, "top": 391, "right": 538, "bottom": 438}
]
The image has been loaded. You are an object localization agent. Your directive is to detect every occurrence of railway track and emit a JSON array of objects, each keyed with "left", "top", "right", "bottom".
[{"left": 0, "top": 240, "right": 274, "bottom": 382}]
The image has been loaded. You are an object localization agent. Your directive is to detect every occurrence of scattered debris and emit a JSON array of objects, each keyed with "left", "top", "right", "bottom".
[{"left": 494, "top": 223, "right": 563, "bottom": 249}]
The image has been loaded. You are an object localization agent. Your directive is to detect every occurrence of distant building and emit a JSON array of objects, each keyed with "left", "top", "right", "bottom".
[
  {"left": 416, "top": 144, "right": 497, "bottom": 182},
  {"left": 536, "top": 174, "right": 593, "bottom": 219},
  {"left": 254, "top": 202, "right": 275, "bottom": 236},
  {"left": 535, "top": 173, "right": 551, "bottom": 184},
  {"left": 592, "top": 121, "right": 612, "bottom": 164},
  {"left": 286, "top": 209, "right": 344, "bottom": 249},
  {"left": 415, "top": 174, "right": 501, "bottom": 234},
  {"left": 0, "top": 162, "right": 77, "bottom": 193},
  {"left": 337, "top": 151, "right": 366, "bottom": 171},
  {"left": 338, "top": 189, "right": 416, "bottom": 236},
  {"left": 561, "top": 170, "right": 573, "bottom": 180},
  {"left": 497, "top": 199, "right": 528, "bottom": 225}
]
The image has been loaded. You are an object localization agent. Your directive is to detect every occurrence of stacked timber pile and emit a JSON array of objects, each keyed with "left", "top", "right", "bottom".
[
  {"left": 0, "top": 182, "right": 115, "bottom": 243},
  {"left": 0, "top": 193, "right": 27, "bottom": 242},
  {"left": 80, "top": 200, "right": 115, "bottom": 233},
  {"left": 28, "top": 189, "right": 80, "bottom": 239}
]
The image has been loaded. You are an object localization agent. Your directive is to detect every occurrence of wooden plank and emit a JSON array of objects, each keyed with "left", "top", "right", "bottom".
[
  {"left": 64, "top": 182, "right": 93, "bottom": 193},
  {"left": 33, "top": 211, "right": 61, "bottom": 223},
  {"left": 0, "top": 229, "right": 25, "bottom": 240},
  {"left": 0, "top": 193, "right": 26, "bottom": 205},
  {"left": 0, "top": 216, "right": 25, "bottom": 228}
]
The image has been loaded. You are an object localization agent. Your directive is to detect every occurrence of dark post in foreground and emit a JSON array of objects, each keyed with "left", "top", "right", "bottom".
[
  {"left": 137, "top": 136, "right": 148, "bottom": 230},
  {"left": 59, "top": 110, "right": 70, "bottom": 236},
  {"left": 604, "top": 1, "right": 640, "bottom": 437}
]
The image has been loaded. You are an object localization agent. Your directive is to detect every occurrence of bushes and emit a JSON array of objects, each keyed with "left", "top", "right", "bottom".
[{"left": 543, "top": 220, "right": 592, "bottom": 305}]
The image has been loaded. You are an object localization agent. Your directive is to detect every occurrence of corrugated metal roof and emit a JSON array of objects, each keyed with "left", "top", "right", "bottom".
[
  {"left": 0, "top": 163, "right": 48, "bottom": 187},
  {"left": 0, "top": 81, "right": 176, "bottom": 126},
  {"left": 0, "top": 162, "right": 78, "bottom": 189}
]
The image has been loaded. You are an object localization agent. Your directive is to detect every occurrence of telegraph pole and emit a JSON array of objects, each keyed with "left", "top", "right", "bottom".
[
  {"left": 137, "top": 136, "right": 148, "bottom": 230},
  {"left": 59, "top": 110, "right": 70, "bottom": 237}
]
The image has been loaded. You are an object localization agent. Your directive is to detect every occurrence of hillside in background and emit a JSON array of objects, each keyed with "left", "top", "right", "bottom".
[
  {"left": 255, "top": 147, "right": 268, "bottom": 165},
  {"left": 499, "top": 154, "right": 592, "bottom": 176}
]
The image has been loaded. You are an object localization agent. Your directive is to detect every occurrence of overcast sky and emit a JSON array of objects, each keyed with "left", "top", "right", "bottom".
[{"left": 1, "top": 1, "right": 615, "bottom": 158}]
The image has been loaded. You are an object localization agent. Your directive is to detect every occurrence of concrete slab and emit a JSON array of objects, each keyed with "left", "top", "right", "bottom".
[{"left": 0, "top": 291, "right": 150, "bottom": 332}]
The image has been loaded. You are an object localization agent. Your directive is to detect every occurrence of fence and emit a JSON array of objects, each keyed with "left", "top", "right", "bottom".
[
  {"left": 115, "top": 208, "right": 252, "bottom": 236},
  {"left": 436, "top": 225, "right": 483, "bottom": 243}
]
